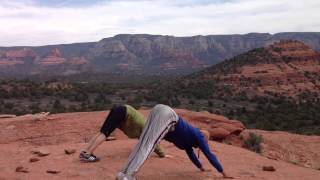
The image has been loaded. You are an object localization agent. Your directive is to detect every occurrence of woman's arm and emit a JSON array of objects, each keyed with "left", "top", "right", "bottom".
[
  {"left": 197, "top": 134, "right": 224, "bottom": 173},
  {"left": 185, "top": 148, "right": 203, "bottom": 169}
]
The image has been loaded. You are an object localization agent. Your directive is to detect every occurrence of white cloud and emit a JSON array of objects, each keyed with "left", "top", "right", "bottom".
[{"left": 0, "top": 0, "right": 319, "bottom": 46}]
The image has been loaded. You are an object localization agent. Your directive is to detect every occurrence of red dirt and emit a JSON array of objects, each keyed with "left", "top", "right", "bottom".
[{"left": 0, "top": 110, "right": 320, "bottom": 180}]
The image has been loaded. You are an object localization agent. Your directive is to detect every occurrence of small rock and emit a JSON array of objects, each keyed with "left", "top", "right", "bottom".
[
  {"left": 46, "top": 170, "right": 61, "bottom": 174},
  {"left": 31, "top": 150, "right": 38, "bottom": 154},
  {"left": 29, "top": 157, "right": 40, "bottom": 162},
  {"left": 267, "top": 155, "right": 278, "bottom": 161},
  {"left": 262, "top": 166, "right": 276, "bottom": 171},
  {"left": 16, "top": 166, "right": 29, "bottom": 173},
  {"left": 32, "top": 112, "right": 50, "bottom": 121},
  {"left": 0, "top": 114, "right": 16, "bottom": 118},
  {"left": 106, "top": 136, "right": 116, "bottom": 141},
  {"left": 200, "top": 111, "right": 210, "bottom": 114},
  {"left": 5, "top": 125, "right": 16, "bottom": 130},
  {"left": 38, "top": 151, "right": 50, "bottom": 156},
  {"left": 64, "top": 149, "right": 76, "bottom": 155},
  {"left": 31, "top": 149, "right": 50, "bottom": 157}
]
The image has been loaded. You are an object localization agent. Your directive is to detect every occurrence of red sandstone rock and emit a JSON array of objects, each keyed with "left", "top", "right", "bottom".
[
  {"left": 48, "top": 48, "right": 62, "bottom": 58},
  {"left": 5, "top": 48, "right": 36, "bottom": 59},
  {"left": 36, "top": 48, "right": 65, "bottom": 65},
  {"left": 176, "top": 109, "right": 245, "bottom": 140},
  {"left": 240, "top": 129, "right": 320, "bottom": 169},
  {"left": 200, "top": 129, "right": 210, "bottom": 142},
  {"left": 209, "top": 128, "right": 231, "bottom": 140},
  {"left": 0, "top": 114, "right": 16, "bottom": 118},
  {"left": 262, "top": 166, "right": 276, "bottom": 171},
  {"left": 64, "top": 149, "right": 76, "bottom": 155},
  {"left": 15, "top": 166, "right": 29, "bottom": 173},
  {"left": 31, "top": 149, "right": 50, "bottom": 157},
  {"left": 46, "top": 170, "right": 61, "bottom": 174},
  {"left": 29, "top": 157, "right": 40, "bottom": 162}
]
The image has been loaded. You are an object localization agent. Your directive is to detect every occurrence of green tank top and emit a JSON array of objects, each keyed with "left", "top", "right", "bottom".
[
  {"left": 118, "top": 104, "right": 165, "bottom": 157},
  {"left": 119, "top": 105, "right": 145, "bottom": 138}
]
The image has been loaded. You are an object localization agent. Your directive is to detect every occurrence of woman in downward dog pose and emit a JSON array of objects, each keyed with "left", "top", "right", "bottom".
[
  {"left": 116, "top": 104, "right": 233, "bottom": 180},
  {"left": 79, "top": 104, "right": 166, "bottom": 162}
]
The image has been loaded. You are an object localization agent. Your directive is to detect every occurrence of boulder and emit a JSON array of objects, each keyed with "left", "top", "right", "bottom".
[
  {"left": 211, "top": 122, "right": 244, "bottom": 134},
  {"left": 209, "top": 128, "right": 231, "bottom": 140},
  {"left": 175, "top": 109, "right": 245, "bottom": 141}
]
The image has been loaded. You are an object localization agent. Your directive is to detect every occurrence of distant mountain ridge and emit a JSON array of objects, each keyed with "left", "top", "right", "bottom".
[{"left": 0, "top": 32, "right": 320, "bottom": 76}]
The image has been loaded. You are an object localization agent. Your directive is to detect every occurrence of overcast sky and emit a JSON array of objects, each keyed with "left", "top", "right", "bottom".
[{"left": 0, "top": 0, "right": 319, "bottom": 46}]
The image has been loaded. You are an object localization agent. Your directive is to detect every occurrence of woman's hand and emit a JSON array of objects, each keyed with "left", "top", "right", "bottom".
[
  {"left": 200, "top": 167, "right": 211, "bottom": 172},
  {"left": 222, "top": 171, "right": 234, "bottom": 179}
]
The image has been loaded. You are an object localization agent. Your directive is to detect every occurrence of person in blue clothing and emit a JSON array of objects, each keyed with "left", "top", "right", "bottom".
[{"left": 116, "top": 104, "right": 233, "bottom": 180}]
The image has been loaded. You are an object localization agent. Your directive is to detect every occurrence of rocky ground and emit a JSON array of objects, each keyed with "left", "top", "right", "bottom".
[
  {"left": 0, "top": 110, "right": 320, "bottom": 180},
  {"left": 241, "top": 129, "right": 320, "bottom": 169}
]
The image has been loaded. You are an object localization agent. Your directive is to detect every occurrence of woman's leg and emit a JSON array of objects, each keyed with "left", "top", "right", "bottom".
[
  {"left": 83, "top": 132, "right": 100, "bottom": 152},
  {"left": 119, "top": 104, "right": 178, "bottom": 179},
  {"left": 81, "top": 105, "right": 126, "bottom": 155},
  {"left": 84, "top": 132, "right": 107, "bottom": 154}
]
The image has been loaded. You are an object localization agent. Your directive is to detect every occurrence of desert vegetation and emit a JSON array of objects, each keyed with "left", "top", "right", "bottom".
[
  {"left": 243, "top": 133, "right": 263, "bottom": 153},
  {"left": 1, "top": 76, "right": 320, "bottom": 135}
]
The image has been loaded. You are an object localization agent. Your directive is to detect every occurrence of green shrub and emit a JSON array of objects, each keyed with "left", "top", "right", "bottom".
[{"left": 244, "top": 132, "right": 263, "bottom": 153}]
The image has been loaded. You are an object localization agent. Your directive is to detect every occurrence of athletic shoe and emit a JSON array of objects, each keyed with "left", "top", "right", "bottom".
[
  {"left": 116, "top": 172, "right": 137, "bottom": 180},
  {"left": 79, "top": 151, "right": 100, "bottom": 162}
]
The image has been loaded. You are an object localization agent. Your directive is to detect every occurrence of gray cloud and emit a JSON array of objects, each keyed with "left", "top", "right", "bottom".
[{"left": 0, "top": 0, "right": 319, "bottom": 46}]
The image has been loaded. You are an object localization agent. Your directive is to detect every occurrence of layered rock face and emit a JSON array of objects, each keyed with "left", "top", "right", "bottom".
[
  {"left": 0, "top": 48, "right": 36, "bottom": 66},
  {"left": 0, "top": 47, "right": 89, "bottom": 75},
  {"left": 36, "top": 48, "right": 66, "bottom": 66}
]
